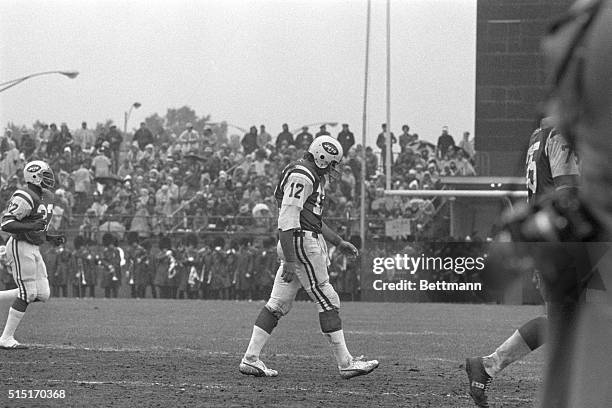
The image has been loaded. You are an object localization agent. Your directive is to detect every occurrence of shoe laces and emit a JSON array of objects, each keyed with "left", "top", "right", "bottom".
[{"left": 483, "top": 376, "right": 492, "bottom": 391}]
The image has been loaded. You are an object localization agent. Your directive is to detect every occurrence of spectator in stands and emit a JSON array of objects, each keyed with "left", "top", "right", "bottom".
[
  {"left": 339, "top": 165, "right": 356, "bottom": 201},
  {"left": 36, "top": 123, "right": 51, "bottom": 146},
  {"left": 315, "top": 124, "right": 331, "bottom": 138},
  {"left": 455, "top": 149, "right": 476, "bottom": 176},
  {"left": 1, "top": 129, "right": 14, "bottom": 153},
  {"left": 20, "top": 131, "right": 36, "bottom": 159},
  {"left": 71, "top": 161, "right": 93, "bottom": 212},
  {"left": 165, "top": 176, "right": 179, "bottom": 201},
  {"left": 47, "top": 123, "right": 62, "bottom": 156},
  {"left": 294, "top": 126, "right": 313, "bottom": 150},
  {"left": 73, "top": 121, "right": 96, "bottom": 150},
  {"left": 100, "top": 233, "right": 121, "bottom": 298},
  {"left": 79, "top": 209, "right": 100, "bottom": 242},
  {"left": 241, "top": 126, "right": 259, "bottom": 155},
  {"left": 117, "top": 158, "right": 133, "bottom": 180},
  {"left": 92, "top": 146, "right": 113, "bottom": 177},
  {"left": 201, "top": 127, "right": 215, "bottom": 147},
  {"left": 178, "top": 123, "right": 200, "bottom": 154},
  {"left": 89, "top": 192, "right": 108, "bottom": 218},
  {"left": 364, "top": 146, "right": 378, "bottom": 180},
  {"left": 130, "top": 201, "right": 152, "bottom": 238},
  {"left": 250, "top": 149, "right": 269, "bottom": 176},
  {"left": 134, "top": 122, "right": 154, "bottom": 150},
  {"left": 436, "top": 126, "right": 456, "bottom": 159},
  {"left": 275, "top": 123, "right": 294, "bottom": 149},
  {"left": 257, "top": 125, "right": 271, "bottom": 148},
  {"left": 59, "top": 122, "right": 73, "bottom": 147},
  {"left": 140, "top": 144, "right": 156, "bottom": 169},
  {"left": 398, "top": 125, "right": 414, "bottom": 153},
  {"left": 55, "top": 146, "right": 74, "bottom": 173},
  {"left": 106, "top": 125, "right": 123, "bottom": 169},
  {"left": 0, "top": 175, "right": 19, "bottom": 208},
  {"left": 427, "top": 160, "right": 439, "bottom": 177},
  {"left": 337, "top": 123, "right": 355, "bottom": 157},
  {"left": 458, "top": 131, "right": 475, "bottom": 160},
  {"left": 0, "top": 140, "right": 20, "bottom": 180},
  {"left": 50, "top": 244, "right": 70, "bottom": 297},
  {"left": 376, "top": 123, "right": 397, "bottom": 172}
]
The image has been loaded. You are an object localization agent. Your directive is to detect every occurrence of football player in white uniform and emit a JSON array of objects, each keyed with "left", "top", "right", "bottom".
[
  {"left": 239, "top": 136, "right": 379, "bottom": 379},
  {"left": 0, "top": 161, "right": 65, "bottom": 349}
]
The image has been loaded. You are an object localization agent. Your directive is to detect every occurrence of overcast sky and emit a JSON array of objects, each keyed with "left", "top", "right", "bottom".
[{"left": 0, "top": 0, "right": 476, "bottom": 145}]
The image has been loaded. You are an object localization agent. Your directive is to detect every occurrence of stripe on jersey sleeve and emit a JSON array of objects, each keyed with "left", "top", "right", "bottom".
[{"left": 13, "top": 190, "right": 34, "bottom": 210}]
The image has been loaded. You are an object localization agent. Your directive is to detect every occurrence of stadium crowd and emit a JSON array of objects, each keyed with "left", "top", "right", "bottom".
[{"left": 0, "top": 119, "right": 476, "bottom": 298}]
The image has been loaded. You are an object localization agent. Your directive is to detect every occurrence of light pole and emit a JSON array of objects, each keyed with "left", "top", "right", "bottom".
[
  {"left": 0, "top": 70, "right": 79, "bottom": 93},
  {"left": 123, "top": 102, "right": 141, "bottom": 135}
]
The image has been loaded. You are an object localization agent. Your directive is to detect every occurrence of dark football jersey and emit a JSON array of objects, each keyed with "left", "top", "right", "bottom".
[
  {"left": 0, "top": 186, "right": 54, "bottom": 245},
  {"left": 274, "top": 159, "right": 325, "bottom": 233},
  {"left": 525, "top": 127, "right": 579, "bottom": 201}
]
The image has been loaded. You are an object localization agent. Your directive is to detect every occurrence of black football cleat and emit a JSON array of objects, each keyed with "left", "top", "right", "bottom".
[{"left": 466, "top": 357, "right": 492, "bottom": 407}]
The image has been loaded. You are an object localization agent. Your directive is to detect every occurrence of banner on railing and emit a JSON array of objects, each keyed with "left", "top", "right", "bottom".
[{"left": 385, "top": 218, "right": 411, "bottom": 238}]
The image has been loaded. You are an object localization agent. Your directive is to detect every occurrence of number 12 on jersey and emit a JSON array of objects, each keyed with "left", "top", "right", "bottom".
[{"left": 289, "top": 182, "right": 304, "bottom": 199}]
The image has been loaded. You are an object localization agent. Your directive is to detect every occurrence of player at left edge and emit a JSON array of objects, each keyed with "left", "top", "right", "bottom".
[{"left": 0, "top": 160, "right": 65, "bottom": 349}]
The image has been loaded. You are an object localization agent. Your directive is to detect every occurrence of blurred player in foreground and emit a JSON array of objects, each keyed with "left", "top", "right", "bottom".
[
  {"left": 0, "top": 161, "right": 65, "bottom": 349},
  {"left": 465, "top": 117, "right": 580, "bottom": 407},
  {"left": 539, "top": 0, "right": 612, "bottom": 406},
  {"left": 239, "top": 136, "right": 379, "bottom": 379}
]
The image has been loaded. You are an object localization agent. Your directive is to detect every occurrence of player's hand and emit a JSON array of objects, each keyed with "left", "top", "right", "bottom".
[
  {"left": 28, "top": 213, "right": 46, "bottom": 231},
  {"left": 281, "top": 261, "right": 297, "bottom": 283},
  {"left": 337, "top": 240, "right": 358, "bottom": 257}
]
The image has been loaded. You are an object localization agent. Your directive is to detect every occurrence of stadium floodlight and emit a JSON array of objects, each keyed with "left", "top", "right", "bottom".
[
  {"left": 124, "top": 102, "right": 142, "bottom": 134},
  {"left": 0, "top": 70, "right": 79, "bottom": 93}
]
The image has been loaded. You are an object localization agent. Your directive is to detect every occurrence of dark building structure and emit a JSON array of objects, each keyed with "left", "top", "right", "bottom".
[{"left": 475, "top": 0, "right": 573, "bottom": 176}]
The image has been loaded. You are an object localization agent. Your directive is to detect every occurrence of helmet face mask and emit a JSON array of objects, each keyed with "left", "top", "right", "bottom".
[
  {"left": 24, "top": 160, "right": 55, "bottom": 190},
  {"left": 328, "top": 161, "right": 341, "bottom": 181}
]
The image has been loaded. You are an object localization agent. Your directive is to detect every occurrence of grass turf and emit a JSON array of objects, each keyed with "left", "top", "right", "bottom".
[{"left": 0, "top": 298, "right": 545, "bottom": 407}]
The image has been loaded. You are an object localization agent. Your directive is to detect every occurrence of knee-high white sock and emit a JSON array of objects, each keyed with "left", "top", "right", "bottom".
[
  {"left": 482, "top": 330, "right": 532, "bottom": 377},
  {"left": 244, "top": 326, "right": 270, "bottom": 361},
  {"left": 324, "top": 330, "right": 353, "bottom": 369},
  {"left": 1, "top": 307, "right": 25, "bottom": 340},
  {"left": 0, "top": 289, "right": 19, "bottom": 301}
]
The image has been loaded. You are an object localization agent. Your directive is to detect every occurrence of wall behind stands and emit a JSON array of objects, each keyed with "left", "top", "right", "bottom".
[{"left": 474, "top": 0, "right": 573, "bottom": 176}]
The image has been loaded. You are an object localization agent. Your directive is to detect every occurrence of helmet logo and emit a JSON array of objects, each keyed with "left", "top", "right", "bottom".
[
  {"left": 27, "top": 164, "right": 41, "bottom": 172},
  {"left": 322, "top": 142, "right": 338, "bottom": 155}
]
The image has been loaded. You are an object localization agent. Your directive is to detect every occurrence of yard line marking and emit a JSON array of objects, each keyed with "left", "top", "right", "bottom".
[
  {"left": 345, "top": 330, "right": 451, "bottom": 336},
  {"left": 25, "top": 343, "right": 395, "bottom": 360},
  {"left": 2, "top": 377, "right": 535, "bottom": 403}
]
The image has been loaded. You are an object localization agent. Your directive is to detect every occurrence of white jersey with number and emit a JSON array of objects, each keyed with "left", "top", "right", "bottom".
[{"left": 274, "top": 159, "right": 325, "bottom": 233}]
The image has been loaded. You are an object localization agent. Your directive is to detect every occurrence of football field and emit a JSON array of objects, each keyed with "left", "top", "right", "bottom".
[{"left": 0, "top": 298, "right": 545, "bottom": 407}]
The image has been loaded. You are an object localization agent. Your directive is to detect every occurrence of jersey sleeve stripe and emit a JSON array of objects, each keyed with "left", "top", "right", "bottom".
[
  {"left": 13, "top": 191, "right": 34, "bottom": 209},
  {"left": 278, "top": 169, "right": 292, "bottom": 193},
  {"left": 1, "top": 217, "right": 17, "bottom": 227},
  {"left": 293, "top": 165, "right": 316, "bottom": 184}
]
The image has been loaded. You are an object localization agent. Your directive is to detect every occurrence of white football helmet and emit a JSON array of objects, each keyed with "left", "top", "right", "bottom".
[
  {"left": 308, "top": 136, "right": 343, "bottom": 179},
  {"left": 24, "top": 160, "right": 55, "bottom": 189}
]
